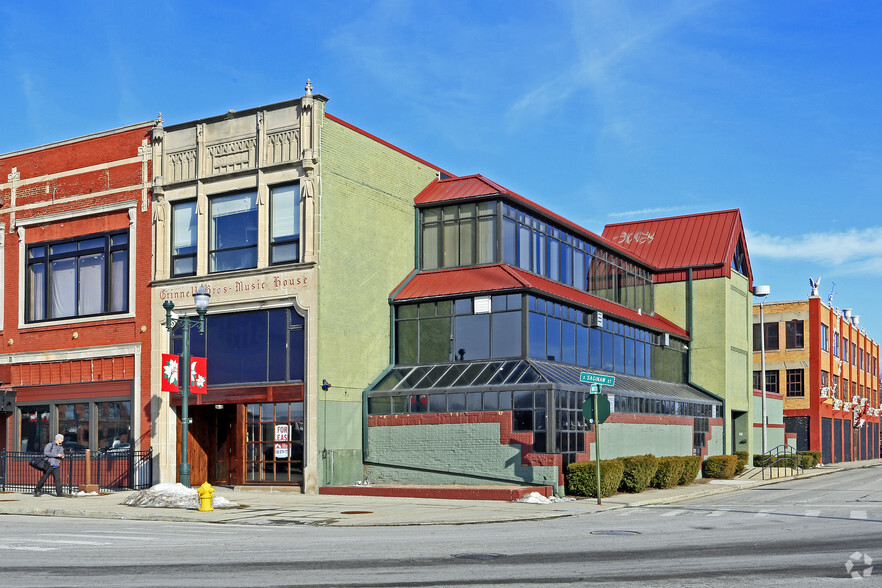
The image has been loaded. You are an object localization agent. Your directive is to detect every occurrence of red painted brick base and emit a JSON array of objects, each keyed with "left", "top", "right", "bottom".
[{"left": 319, "top": 484, "right": 553, "bottom": 501}]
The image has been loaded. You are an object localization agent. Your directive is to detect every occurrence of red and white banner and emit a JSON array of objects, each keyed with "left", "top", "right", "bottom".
[{"left": 161, "top": 354, "right": 207, "bottom": 394}]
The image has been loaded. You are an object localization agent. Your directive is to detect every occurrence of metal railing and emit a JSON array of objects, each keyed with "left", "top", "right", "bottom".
[
  {"left": 758, "top": 444, "right": 803, "bottom": 480},
  {"left": 0, "top": 448, "right": 153, "bottom": 494}
]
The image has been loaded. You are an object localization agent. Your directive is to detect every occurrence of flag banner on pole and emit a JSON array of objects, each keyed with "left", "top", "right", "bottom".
[
  {"left": 161, "top": 354, "right": 180, "bottom": 392},
  {"left": 190, "top": 357, "right": 207, "bottom": 394}
]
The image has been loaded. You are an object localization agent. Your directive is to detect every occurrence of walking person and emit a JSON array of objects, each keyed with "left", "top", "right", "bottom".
[{"left": 34, "top": 434, "right": 66, "bottom": 497}]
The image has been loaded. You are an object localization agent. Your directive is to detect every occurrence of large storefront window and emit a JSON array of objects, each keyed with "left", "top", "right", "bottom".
[
  {"left": 58, "top": 403, "right": 90, "bottom": 451},
  {"left": 246, "top": 402, "right": 303, "bottom": 483},
  {"left": 174, "top": 307, "right": 305, "bottom": 386},
  {"left": 19, "top": 405, "right": 50, "bottom": 452},
  {"left": 17, "top": 400, "right": 131, "bottom": 453}
]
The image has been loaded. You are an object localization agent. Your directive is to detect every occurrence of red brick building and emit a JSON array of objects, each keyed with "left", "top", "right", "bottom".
[
  {"left": 0, "top": 123, "right": 155, "bottom": 462},
  {"left": 753, "top": 295, "right": 880, "bottom": 463}
]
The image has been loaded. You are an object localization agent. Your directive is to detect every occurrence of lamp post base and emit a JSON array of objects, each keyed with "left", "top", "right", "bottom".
[{"left": 179, "top": 463, "right": 191, "bottom": 488}]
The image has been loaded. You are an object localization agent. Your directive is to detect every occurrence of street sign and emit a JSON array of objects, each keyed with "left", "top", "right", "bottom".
[
  {"left": 580, "top": 372, "right": 615, "bottom": 387},
  {"left": 582, "top": 394, "right": 611, "bottom": 425}
]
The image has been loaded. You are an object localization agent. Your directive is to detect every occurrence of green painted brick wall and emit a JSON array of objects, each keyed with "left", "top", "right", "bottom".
[
  {"left": 315, "top": 117, "right": 440, "bottom": 486},
  {"left": 597, "top": 422, "right": 694, "bottom": 458},
  {"left": 654, "top": 272, "right": 754, "bottom": 454},
  {"left": 366, "top": 422, "right": 562, "bottom": 494}
]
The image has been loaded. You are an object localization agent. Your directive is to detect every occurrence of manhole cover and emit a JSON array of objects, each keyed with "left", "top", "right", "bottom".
[
  {"left": 453, "top": 553, "right": 508, "bottom": 560},
  {"left": 590, "top": 530, "right": 641, "bottom": 536},
  {"left": 340, "top": 511, "right": 373, "bottom": 514}
]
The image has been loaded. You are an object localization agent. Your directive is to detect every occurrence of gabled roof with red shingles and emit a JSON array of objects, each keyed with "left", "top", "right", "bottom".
[
  {"left": 601, "top": 209, "right": 753, "bottom": 284},
  {"left": 391, "top": 264, "right": 689, "bottom": 338}
]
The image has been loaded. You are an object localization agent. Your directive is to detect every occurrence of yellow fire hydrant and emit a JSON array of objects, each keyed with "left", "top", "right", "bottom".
[{"left": 197, "top": 481, "right": 215, "bottom": 512}]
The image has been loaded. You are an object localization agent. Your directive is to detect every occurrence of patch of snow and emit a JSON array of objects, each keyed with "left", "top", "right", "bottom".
[
  {"left": 75, "top": 491, "right": 100, "bottom": 496},
  {"left": 121, "top": 483, "right": 239, "bottom": 509},
  {"left": 515, "top": 491, "right": 574, "bottom": 504}
]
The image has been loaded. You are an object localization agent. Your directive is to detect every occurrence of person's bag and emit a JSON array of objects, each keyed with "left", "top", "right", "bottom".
[{"left": 29, "top": 456, "right": 50, "bottom": 471}]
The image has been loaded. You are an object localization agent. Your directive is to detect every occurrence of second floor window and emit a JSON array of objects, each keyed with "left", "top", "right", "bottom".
[
  {"left": 172, "top": 200, "right": 197, "bottom": 277},
  {"left": 210, "top": 191, "right": 257, "bottom": 272},
  {"left": 785, "top": 320, "right": 804, "bottom": 349},
  {"left": 27, "top": 232, "right": 129, "bottom": 322},
  {"left": 821, "top": 324, "right": 829, "bottom": 352},
  {"left": 270, "top": 184, "right": 300, "bottom": 264},
  {"left": 753, "top": 322, "right": 779, "bottom": 351}
]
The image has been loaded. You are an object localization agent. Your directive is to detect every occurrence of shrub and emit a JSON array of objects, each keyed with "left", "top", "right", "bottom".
[
  {"left": 619, "top": 454, "right": 659, "bottom": 493},
  {"left": 677, "top": 455, "right": 703, "bottom": 485},
  {"left": 566, "top": 459, "right": 625, "bottom": 498},
  {"left": 704, "top": 455, "right": 737, "bottom": 479},
  {"left": 798, "top": 451, "right": 821, "bottom": 468},
  {"left": 753, "top": 454, "right": 773, "bottom": 467},
  {"left": 650, "top": 456, "right": 685, "bottom": 489},
  {"left": 734, "top": 451, "right": 749, "bottom": 475}
]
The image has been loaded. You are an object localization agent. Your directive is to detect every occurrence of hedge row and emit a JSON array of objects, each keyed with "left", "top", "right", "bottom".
[
  {"left": 566, "top": 454, "right": 703, "bottom": 498},
  {"left": 753, "top": 450, "right": 821, "bottom": 469}
]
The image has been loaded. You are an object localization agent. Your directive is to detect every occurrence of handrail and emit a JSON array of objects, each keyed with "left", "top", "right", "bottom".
[{"left": 760, "top": 444, "right": 803, "bottom": 480}]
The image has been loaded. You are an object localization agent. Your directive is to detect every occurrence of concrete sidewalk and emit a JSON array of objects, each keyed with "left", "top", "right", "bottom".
[{"left": 2, "top": 459, "right": 879, "bottom": 527}]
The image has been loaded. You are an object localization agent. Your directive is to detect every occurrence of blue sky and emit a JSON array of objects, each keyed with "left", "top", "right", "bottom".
[{"left": 3, "top": 1, "right": 882, "bottom": 334}]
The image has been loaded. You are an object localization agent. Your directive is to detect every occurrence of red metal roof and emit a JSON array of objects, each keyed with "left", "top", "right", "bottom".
[
  {"left": 601, "top": 209, "right": 753, "bottom": 284},
  {"left": 414, "top": 175, "right": 651, "bottom": 267},
  {"left": 392, "top": 264, "right": 689, "bottom": 338}
]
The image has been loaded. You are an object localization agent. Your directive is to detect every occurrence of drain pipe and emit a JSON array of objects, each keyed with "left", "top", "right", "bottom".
[{"left": 685, "top": 268, "right": 728, "bottom": 454}]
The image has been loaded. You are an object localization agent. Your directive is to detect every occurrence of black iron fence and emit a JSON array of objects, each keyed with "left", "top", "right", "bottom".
[{"left": 0, "top": 448, "right": 153, "bottom": 494}]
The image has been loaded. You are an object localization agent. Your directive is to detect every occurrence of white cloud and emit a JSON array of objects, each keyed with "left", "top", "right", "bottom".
[
  {"left": 607, "top": 205, "right": 694, "bottom": 219},
  {"left": 746, "top": 227, "right": 882, "bottom": 274}
]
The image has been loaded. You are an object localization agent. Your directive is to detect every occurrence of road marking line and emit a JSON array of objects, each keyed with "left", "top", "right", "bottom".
[
  {"left": 804, "top": 510, "right": 821, "bottom": 517},
  {"left": 851, "top": 510, "right": 868, "bottom": 520},
  {"left": 659, "top": 510, "right": 684, "bottom": 517}
]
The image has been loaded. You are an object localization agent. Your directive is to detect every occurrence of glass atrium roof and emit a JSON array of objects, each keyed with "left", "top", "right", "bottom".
[{"left": 368, "top": 359, "right": 720, "bottom": 406}]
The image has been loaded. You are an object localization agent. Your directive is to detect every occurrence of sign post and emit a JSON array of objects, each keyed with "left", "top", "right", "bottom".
[{"left": 580, "top": 373, "right": 615, "bottom": 505}]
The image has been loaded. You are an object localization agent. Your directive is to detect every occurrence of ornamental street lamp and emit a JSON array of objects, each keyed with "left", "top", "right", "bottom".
[
  {"left": 753, "top": 284, "right": 771, "bottom": 454},
  {"left": 163, "top": 286, "right": 210, "bottom": 487}
]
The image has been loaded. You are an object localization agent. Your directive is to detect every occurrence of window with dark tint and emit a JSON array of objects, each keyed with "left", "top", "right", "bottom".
[
  {"left": 210, "top": 191, "right": 258, "bottom": 272},
  {"left": 27, "top": 231, "right": 129, "bottom": 322},
  {"left": 785, "top": 320, "right": 804, "bottom": 349},
  {"left": 174, "top": 307, "right": 304, "bottom": 385},
  {"left": 786, "top": 369, "right": 804, "bottom": 397},
  {"left": 753, "top": 322, "right": 779, "bottom": 351}
]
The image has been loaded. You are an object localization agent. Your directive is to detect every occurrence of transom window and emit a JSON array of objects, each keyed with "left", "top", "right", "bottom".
[
  {"left": 210, "top": 191, "right": 258, "bottom": 272},
  {"left": 27, "top": 231, "right": 129, "bottom": 322}
]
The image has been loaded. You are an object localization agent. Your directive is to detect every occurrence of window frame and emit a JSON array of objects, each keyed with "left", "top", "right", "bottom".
[
  {"left": 269, "top": 183, "right": 301, "bottom": 266},
  {"left": 26, "top": 230, "right": 129, "bottom": 323},
  {"left": 171, "top": 199, "right": 198, "bottom": 277},
  {"left": 209, "top": 190, "right": 259, "bottom": 273}
]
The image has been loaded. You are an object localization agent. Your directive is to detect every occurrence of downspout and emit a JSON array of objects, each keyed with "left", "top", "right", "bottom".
[{"left": 685, "top": 268, "right": 728, "bottom": 454}]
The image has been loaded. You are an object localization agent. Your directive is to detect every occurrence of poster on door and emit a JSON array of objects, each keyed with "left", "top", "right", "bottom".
[
  {"left": 274, "top": 443, "right": 289, "bottom": 459},
  {"left": 275, "top": 425, "right": 289, "bottom": 442}
]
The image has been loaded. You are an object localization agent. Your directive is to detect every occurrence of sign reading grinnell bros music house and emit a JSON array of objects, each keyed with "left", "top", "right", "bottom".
[{"left": 159, "top": 273, "right": 309, "bottom": 304}]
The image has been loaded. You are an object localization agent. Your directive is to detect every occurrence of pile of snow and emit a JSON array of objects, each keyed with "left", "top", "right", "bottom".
[
  {"left": 515, "top": 491, "right": 573, "bottom": 504},
  {"left": 121, "top": 483, "right": 239, "bottom": 509}
]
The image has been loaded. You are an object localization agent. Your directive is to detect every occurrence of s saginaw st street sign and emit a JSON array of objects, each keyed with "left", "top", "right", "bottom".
[{"left": 579, "top": 372, "right": 615, "bottom": 505}]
